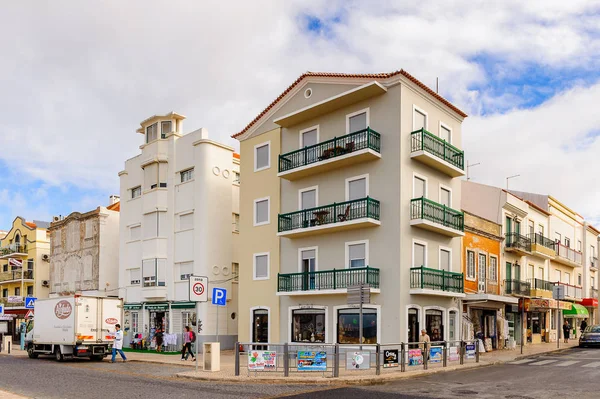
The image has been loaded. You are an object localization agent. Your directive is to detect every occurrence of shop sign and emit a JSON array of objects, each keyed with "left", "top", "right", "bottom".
[
  {"left": 124, "top": 303, "right": 143, "bottom": 310},
  {"left": 346, "top": 351, "right": 371, "bottom": 370},
  {"left": 429, "top": 346, "right": 443, "bottom": 363},
  {"left": 448, "top": 346, "right": 460, "bottom": 361},
  {"left": 146, "top": 303, "right": 169, "bottom": 311},
  {"left": 529, "top": 299, "right": 551, "bottom": 309},
  {"left": 297, "top": 351, "right": 327, "bottom": 371},
  {"left": 559, "top": 301, "right": 572, "bottom": 310},
  {"left": 465, "top": 344, "right": 476, "bottom": 359},
  {"left": 0, "top": 322, "right": 7, "bottom": 334},
  {"left": 0, "top": 314, "right": 15, "bottom": 321},
  {"left": 7, "top": 296, "right": 22, "bottom": 304},
  {"left": 247, "top": 350, "right": 276, "bottom": 371},
  {"left": 383, "top": 349, "right": 399, "bottom": 368},
  {"left": 408, "top": 349, "right": 423, "bottom": 366}
]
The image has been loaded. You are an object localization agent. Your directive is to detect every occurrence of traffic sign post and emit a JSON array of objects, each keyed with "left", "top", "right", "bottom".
[
  {"left": 25, "top": 297, "right": 37, "bottom": 309},
  {"left": 189, "top": 275, "right": 208, "bottom": 372},
  {"left": 212, "top": 288, "right": 227, "bottom": 344}
]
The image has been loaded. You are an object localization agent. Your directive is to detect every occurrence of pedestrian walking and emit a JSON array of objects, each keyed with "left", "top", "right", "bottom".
[
  {"left": 180, "top": 326, "right": 196, "bottom": 361},
  {"left": 563, "top": 320, "right": 570, "bottom": 343},
  {"left": 419, "top": 329, "right": 431, "bottom": 360},
  {"left": 581, "top": 319, "right": 588, "bottom": 334},
  {"left": 111, "top": 324, "right": 127, "bottom": 363},
  {"left": 155, "top": 327, "right": 164, "bottom": 352}
]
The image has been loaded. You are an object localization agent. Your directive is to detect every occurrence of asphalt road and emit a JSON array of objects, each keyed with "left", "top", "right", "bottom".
[{"left": 0, "top": 355, "right": 324, "bottom": 399}]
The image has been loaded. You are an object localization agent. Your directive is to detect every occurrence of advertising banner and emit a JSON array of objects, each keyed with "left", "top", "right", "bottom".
[
  {"left": 448, "top": 346, "right": 460, "bottom": 361},
  {"left": 383, "top": 349, "right": 399, "bottom": 368},
  {"left": 346, "top": 351, "right": 371, "bottom": 370},
  {"left": 248, "top": 350, "right": 277, "bottom": 371},
  {"left": 408, "top": 349, "right": 423, "bottom": 366},
  {"left": 297, "top": 351, "right": 327, "bottom": 371},
  {"left": 466, "top": 343, "right": 476, "bottom": 359},
  {"left": 429, "top": 346, "right": 443, "bottom": 363}
]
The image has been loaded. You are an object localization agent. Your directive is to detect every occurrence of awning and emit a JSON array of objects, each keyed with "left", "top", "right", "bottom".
[
  {"left": 563, "top": 304, "right": 589, "bottom": 319},
  {"left": 581, "top": 298, "right": 598, "bottom": 308}
]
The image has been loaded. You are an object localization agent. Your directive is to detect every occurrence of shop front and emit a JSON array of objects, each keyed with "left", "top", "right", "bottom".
[
  {"left": 563, "top": 303, "right": 590, "bottom": 339},
  {"left": 337, "top": 307, "right": 378, "bottom": 344},
  {"left": 1, "top": 308, "right": 26, "bottom": 342},
  {"left": 524, "top": 298, "right": 571, "bottom": 343},
  {"left": 580, "top": 298, "right": 597, "bottom": 325}
]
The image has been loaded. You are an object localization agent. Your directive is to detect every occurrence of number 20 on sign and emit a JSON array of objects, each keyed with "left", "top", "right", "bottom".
[{"left": 189, "top": 276, "right": 208, "bottom": 302}]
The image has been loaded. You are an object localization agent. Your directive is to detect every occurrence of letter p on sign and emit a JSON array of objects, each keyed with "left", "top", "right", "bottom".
[{"left": 212, "top": 288, "right": 227, "bottom": 306}]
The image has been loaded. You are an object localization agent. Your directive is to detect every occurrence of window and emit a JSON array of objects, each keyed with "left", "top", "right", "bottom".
[
  {"left": 85, "top": 220, "right": 93, "bottom": 239},
  {"left": 252, "top": 309, "right": 269, "bottom": 343},
  {"left": 144, "top": 211, "right": 166, "bottom": 238},
  {"left": 347, "top": 242, "right": 367, "bottom": 268},
  {"left": 2, "top": 263, "right": 7, "bottom": 273},
  {"left": 413, "top": 176, "right": 426, "bottom": 199},
  {"left": 233, "top": 171, "right": 240, "bottom": 184},
  {"left": 142, "top": 259, "right": 166, "bottom": 287},
  {"left": 337, "top": 308, "right": 377, "bottom": 344},
  {"left": 300, "top": 249, "right": 317, "bottom": 278},
  {"left": 292, "top": 309, "right": 325, "bottom": 343},
  {"left": 440, "top": 124, "right": 451, "bottom": 143},
  {"left": 577, "top": 240, "right": 582, "bottom": 252},
  {"left": 347, "top": 109, "right": 368, "bottom": 134},
  {"left": 408, "top": 307, "right": 420, "bottom": 344},
  {"left": 158, "top": 162, "right": 168, "bottom": 188},
  {"left": 129, "top": 268, "right": 141, "bottom": 285},
  {"left": 144, "top": 163, "right": 158, "bottom": 189},
  {"left": 146, "top": 123, "right": 158, "bottom": 143},
  {"left": 254, "top": 142, "right": 270, "bottom": 171},
  {"left": 178, "top": 262, "right": 193, "bottom": 281},
  {"left": 131, "top": 312, "right": 139, "bottom": 333},
  {"left": 439, "top": 248, "right": 450, "bottom": 271},
  {"left": 489, "top": 256, "right": 498, "bottom": 282},
  {"left": 440, "top": 187, "right": 451, "bottom": 207},
  {"left": 253, "top": 253, "right": 269, "bottom": 280},
  {"left": 300, "top": 188, "right": 317, "bottom": 210},
  {"left": 538, "top": 224, "right": 544, "bottom": 236},
  {"left": 2, "top": 288, "right": 7, "bottom": 298},
  {"left": 592, "top": 277, "right": 596, "bottom": 288},
  {"left": 27, "top": 259, "right": 33, "bottom": 271},
  {"left": 426, "top": 309, "right": 444, "bottom": 342},
  {"left": 181, "top": 168, "right": 194, "bottom": 183},
  {"left": 232, "top": 263, "right": 239, "bottom": 282},
  {"left": 161, "top": 121, "right": 172, "bottom": 138},
  {"left": 179, "top": 213, "right": 194, "bottom": 231},
  {"left": 346, "top": 175, "right": 368, "bottom": 201},
  {"left": 538, "top": 267, "right": 544, "bottom": 281},
  {"left": 232, "top": 213, "right": 240, "bottom": 232},
  {"left": 479, "top": 254, "right": 487, "bottom": 283},
  {"left": 466, "top": 250, "right": 476, "bottom": 279},
  {"left": 300, "top": 126, "right": 318, "bottom": 147},
  {"left": 254, "top": 198, "right": 270, "bottom": 226},
  {"left": 413, "top": 242, "right": 426, "bottom": 268},
  {"left": 564, "top": 272, "right": 570, "bottom": 284},
  {"left": 449, "top": 310, "right": 457, "bottom": 342},
  {"left": 14, "top": 287, "right": 20, "bottom": 296},
  {"left": 528, "top": 264, "right": 534, "bottom": 279},
  {"left": 592, "top": 245, "right": 596, "bottom": 258},
  {"left": 131, "top": 186, "right": 141, "bottom": 199},
  {"left": 130, "top": 225, "right": 141, "bottom": 241},
  {"left": 555, "top": 269, "right": 561, "bottom": 282},
  {"left": 528, "top": 221, "right": 534, "bottom": 236},
  {"left": 565, "top": 237, "right": 570, "bottom": 248},
  {"left": 578, "top": 274, "right": 582, "bottom": 286},
  {"left": 413, "top": 108, "right": 427, "bottom": 130}
]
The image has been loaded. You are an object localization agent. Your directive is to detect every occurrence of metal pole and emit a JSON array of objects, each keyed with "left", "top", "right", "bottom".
[
  {"left": 283, "top": 343, "right": 289, "bottom": 377},
  {"left": 376, "top": 344, "right": 381, "bottom": 375},
  {"left": 475, "top": 341, "right": 480, "bottom": 363},
  {"left": 216, "top": 305, "right": 219, "bottom": 344},
  {"left": 443, "top": 342, "right": 447, "bottom": 367},
  {"left": 234, "top": 342, "right": 240, "bottom": 376},
  {"left": 557, "top": 304, "right": 560, "bottom": 349},
  {"left": 359, "top": 283, "right": 363, "bottom": 351},
  {"left": 333, "top": 343, "right": 339, "bottom": 378},
  {"left": 195, "top": 302, "right": 199, "bottom": 372},
  {"left": 520, "top": 304, "right": 524, "bottom": 355},
  {"left": 401, "top": 343, "right": 406, "bottom": 372},
  {"left": 460, "top": 340, "right": 464, "bottom": 365},
  {"left": 423, "top": 341, "right": 428, "bottom": 370}
]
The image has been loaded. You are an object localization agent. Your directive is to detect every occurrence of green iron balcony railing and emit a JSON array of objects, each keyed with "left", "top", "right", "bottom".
[
  {"left": 278, "top": 197, "right": 380, "bottom": 233},
  {"left": 529, "top": 233, "right": 555, "bottom": 251},
  {"left": 278, "top": 128, "right": 381, "bottom": 173},
  {"left": 504, "top": 279, "right": 531, "bottom": 296},
  {"left": 506, "top": 233, "right": 531, "bottom": 252},
  {"left": 410, "top": 266, "right": 464, "bottom": 293},
  {"left": 278, "top": 267, "right": 380, "bottom": 292},
  {"left": 410, "top": 128, "right": 464, "bottom": 170},
  {"left": 410, "top": 197, "right": 464, "bottom": 232}
]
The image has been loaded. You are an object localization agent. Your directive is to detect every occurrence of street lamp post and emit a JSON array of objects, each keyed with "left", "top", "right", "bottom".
[{"left": 506, "top": 174, "right": 520, "bottom": 190}]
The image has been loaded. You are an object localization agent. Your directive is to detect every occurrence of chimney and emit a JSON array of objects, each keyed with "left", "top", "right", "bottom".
[{"left": 109, "top": 195, "right": 121, "bottom": 206}]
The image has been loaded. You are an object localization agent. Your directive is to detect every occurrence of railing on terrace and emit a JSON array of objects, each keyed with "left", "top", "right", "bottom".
[
  {"left": 410, "top": 266, "right": 464, "bottom": 293},
  {"left": 410, "top": 128, "right": 464, "bottom": 170},
  {"left": 277, "top": 267, "right": 380, "bottom": 292},
  {"left": 0, "top": 270, "right": 33, "bottom": 282},
  {"left": 529, "top": 233, "right": 555, "bottom": 251},
  {"left": 410, "top": 197, "right": 464, "bottom": 232},
  {"left": 555, "top": 243, "right": 583, "bottom": 265},
  {"left": 528, "top": 278, "right": 554, "bottom": 292},
  {"left": 0, "top": 244, "right": 27, "bottom": 256},
  {"left": 278, "top": 197, "right": 380, "bottom": 233},
  {"left": 278, "top": 128, "right": 381, "bottom": 173},
  {"left": 505, "top": 233, "right": 531, "bottom": 252},
  {"left": 504, "top": 279, "right": 531, "bottom": 296},
  {"left": 554, "top": 282, "right": 583, "bottom": 299},
  {"left": 590, "top": 288, "right": 598, "bottom": 299},
  {"left": 591, "top": 257, "right": 598, "bottom": 269}
]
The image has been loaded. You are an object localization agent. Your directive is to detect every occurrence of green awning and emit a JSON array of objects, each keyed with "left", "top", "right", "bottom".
[
  {"left": 563, "top": 303, "right": 589, "bottom": 318},
  {"left": 171, "top": 302, "right": 196, "bottom": 309}
]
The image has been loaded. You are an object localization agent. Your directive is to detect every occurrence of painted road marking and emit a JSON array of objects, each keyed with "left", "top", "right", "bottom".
[
  {"left": 530, "top": 360, "right": 558, "bottom": 366},
  {"left": 509, "top": 359, "right": 536, "bottom": 364},
  {"left": 554, "top": 361, "right": 580, "bottom": 367},
  {"left": 582, "top": 362, "right": 600, "bottom": 368}
]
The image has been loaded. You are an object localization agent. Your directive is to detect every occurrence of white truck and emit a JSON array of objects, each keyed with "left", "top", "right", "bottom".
[{"left": 25, "top": 295, "right": 123, "bottom": 361}]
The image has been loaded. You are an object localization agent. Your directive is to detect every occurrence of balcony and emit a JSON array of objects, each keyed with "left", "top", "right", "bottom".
[
  {"left": 410, "top": 129, "right": 465, "bottom": 177},
  {"left": 529, "top": 278, "right": 554, "bottom": 299},
  {"left": 278, "top": 197, "right": 380, "bottom": 238},
  {"left": 277, "top": 267, "right": 380, "bottom": 295},
  {"left": 554, "top": 282, "right": 583, "bottom": 301},
  {"left": 554, "top": 243, "right": 583, "bottom": 268},
  {"left": 590, "top": 288, "right": 598, "bottom": 299},
  {"left": 409, "top": 267, "right": 465, "bottom": 297},
  {"left": 410, "top": 197, "right": 464, "bottom": 237},
  {"left": 505, "top": 233, "right": 531, "bottom": 255},
  {"left": 278, "top": 128, "right": 381, "bottom": 180},
  {"left": 504, "top": 279, "right": 531, "bottom": 296},
  {"left": 591, "top": 257, "right": 598, "bottom": 271},
  {"left": 0, "top": 270, "right": 33, "bottom": 283},
  {"left": 528, "top": 233, "right": 556, "bottom": 259},
  {"left": 0, "top": 244, "right": 28, "bottom": 258},
  {"left": 0, "top": 298, "right": 25, "bottom": 308}
]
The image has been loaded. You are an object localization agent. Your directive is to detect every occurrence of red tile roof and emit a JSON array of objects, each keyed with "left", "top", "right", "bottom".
[
  {"left": 25, "top": 222, "right": 36, "bottom": 229},
  {"left": 107, "top": 202, "right": 121, "bottom": 212},
  {"left": 233, "top": 152, "right": 240, "bottom": 159},
  {"left": 232, "top": 69, "right": 467, "bottom": 139}
]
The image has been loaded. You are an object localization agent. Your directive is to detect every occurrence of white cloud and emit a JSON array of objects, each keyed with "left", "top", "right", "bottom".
[{"left": 0, "top": 0, "right": 599, "bottom": 221}]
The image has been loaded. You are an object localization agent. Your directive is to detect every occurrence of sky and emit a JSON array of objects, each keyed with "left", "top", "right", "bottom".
[{"left": 1, "top": 0, "right": 600, "bottom": 227}]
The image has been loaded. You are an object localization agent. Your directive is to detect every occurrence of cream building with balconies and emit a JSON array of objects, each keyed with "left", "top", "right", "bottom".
[
  {"left": 118, "top": 112, "right": 240, "bottom": 349},
  {"left": 235, "top": 70, "right": 468, "bottom": 345}
]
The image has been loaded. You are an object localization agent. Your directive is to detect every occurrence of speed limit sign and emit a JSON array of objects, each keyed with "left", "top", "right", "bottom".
[{"left": 189, "top": 276, "right": 208, "bottom": 302}]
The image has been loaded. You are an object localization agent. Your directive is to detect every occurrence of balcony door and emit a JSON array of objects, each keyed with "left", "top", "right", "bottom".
[
  {"left": 300, "top": 127, "right": 319, "bottom": 164},
  {"left": 346, "top": 176, "right": 368, "bottom": 219},
  {"left": 478, "top": 253, "right": 486, "bottom": 293},
  {"left": 300, "top": 249, "right": 316, "bottom": 291}
]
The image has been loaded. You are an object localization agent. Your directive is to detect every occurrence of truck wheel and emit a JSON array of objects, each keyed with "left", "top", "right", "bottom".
[
  {"left": 90, "top": 355, "right": 104, "bottom": 361},
  {"left": 54, "top": 347, "right": 64, "bottom": 362},
  {"left": 27, "top": 347, "right": 38, "bottom": 359}
]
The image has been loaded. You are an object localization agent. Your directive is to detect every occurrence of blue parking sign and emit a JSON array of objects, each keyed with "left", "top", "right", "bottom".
[{"left": 212, "top": 288, "right": 227, "bottom": 306}]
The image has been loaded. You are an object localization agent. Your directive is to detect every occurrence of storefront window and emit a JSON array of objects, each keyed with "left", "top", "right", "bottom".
[
  {"left": 426, "top": 309, "right": 444, "bottom": 342},
  {"left": 408, "top": 308, "right": 420, "bottom": 345},
  {"left": 292, "top": 309, "right": 325, "bottom": 343},
  {"left": 253, "top": 309, "right": 269, "bottom": 343},
  {"left": 449, "top": 311, "right": 457, "bottom": 342},
  {"left": 337, "top": 308, "right": 377, "bottom": 344},
  {"left": 131, "top": 312, "right": 139, "bottom": 332}
]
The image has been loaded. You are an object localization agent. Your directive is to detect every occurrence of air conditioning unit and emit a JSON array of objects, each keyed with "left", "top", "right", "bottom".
[
  {"left": 42, "top": 280, "right": 49, "bottom": 287},
  {"left": 53, "top": 216, "right": 61, "bottom": 222},
  {"left": 42, "top": 254, "right": 50, "bottom": 262}
]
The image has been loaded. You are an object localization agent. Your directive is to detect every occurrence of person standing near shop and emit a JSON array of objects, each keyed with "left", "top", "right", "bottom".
[
  {"left": 111, "top": 324, "right": 127, "bottom": 363},
  {"left": 419, "top": 329, "right": 431, "bottom": 360},
  {"left": 180, "top": 326, "right": 196, "bottom": 361},
  {"left": 563, "top": 320, "right": 570, "bottom": 343},
  {"left": 581, "top": 319, "right": 588, "bottom": 334},
  {"left": 155, "top": 327, "right": 164, "bottom": 352}
]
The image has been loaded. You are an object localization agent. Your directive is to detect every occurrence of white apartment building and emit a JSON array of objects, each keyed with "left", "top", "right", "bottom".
[{"left": 118, "top": 112, "right": 240, "bottom": 349}]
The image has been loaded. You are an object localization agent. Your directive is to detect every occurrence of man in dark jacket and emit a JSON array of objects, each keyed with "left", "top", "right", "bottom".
[{"left": 581, "top": 319, "right": 588, "bottom": 334}]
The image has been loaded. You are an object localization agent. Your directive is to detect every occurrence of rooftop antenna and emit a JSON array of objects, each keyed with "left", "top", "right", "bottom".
[
  {"left": 466, "top": 161, "right": 481, "bottom": 181},
  {"left": 436, "top": 77, "right": 439, "bottom": 93},
  {"left": 506, "top": 174, "right": 520, "bottom": 190}
]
